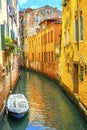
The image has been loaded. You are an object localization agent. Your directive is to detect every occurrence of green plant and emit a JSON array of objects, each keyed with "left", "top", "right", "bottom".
[
  {"left": 5, "top": 37, "right": 12, "bottom": 46},
  {"left": 79, "top": 72, "right": 83, "bottom": 81},
  {"left": 5, "top": 37, "right": 15, "bottom": 56},
  {"left": 17, "top": 46, "right": 22, "bottom": 53}
]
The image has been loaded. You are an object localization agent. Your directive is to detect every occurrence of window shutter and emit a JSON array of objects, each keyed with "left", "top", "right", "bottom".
[
  {"left": 75, "top": 19, "right": 78, "bottom": 42},
  {"left": 0, "top": 0, "right": 2, "bottom": 9},
  {"left": 80, "top": 16, "right": 83, "bottom": 41},
  {"left": 1, "top": 24, "right": 5, "bottom": 50}
]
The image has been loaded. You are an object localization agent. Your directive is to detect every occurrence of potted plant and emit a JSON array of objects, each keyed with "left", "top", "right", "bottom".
[{"left": 5, "top": 37, "right": 15, "bottom": 56}]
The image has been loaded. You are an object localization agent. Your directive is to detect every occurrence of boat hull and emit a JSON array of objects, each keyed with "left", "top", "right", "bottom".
[{"left": 9, "top": 111, "right": 25, "bottom": 119}]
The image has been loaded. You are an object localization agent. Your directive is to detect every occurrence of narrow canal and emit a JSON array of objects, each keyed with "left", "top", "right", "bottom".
[{"left": 0, "top": 69, "right": 87, "bottom": 130}]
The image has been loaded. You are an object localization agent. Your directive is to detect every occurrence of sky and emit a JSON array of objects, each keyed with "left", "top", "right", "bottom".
[{"left": 18, "top": 0, "right": 62, "bottom": 11}]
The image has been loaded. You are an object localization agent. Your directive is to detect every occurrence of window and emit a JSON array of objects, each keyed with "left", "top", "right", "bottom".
[
  {"left": 38, "top": 52, "right": 40, "bottom": 61},
  {"left": 51, "top": 31, "right": 53, "bottom": 42},
  {"left": 42, "top": 52, "right": 43, "bottom": 62},
  {"left": 49, "top": 52, "right": 50, "bottom": 62},
  {"left": 42, "top": 25, "right": 46, "bottom": 30},
  {"left": 85, "top": 64, "right": 87, "bottom": 75},
  {"left": 67, "top": 29, "right": 70, "bottom": 45},
  {"left": 75, "top": 19, "right": 78, "bottom": 42},
  {"left": 36, "top": 38, "right": 37, "bottom": 46},
  {"left": 32, "top": 53, "right": 34, "bottom": 61},
  {"left": 0, "top": 0, "right": 2, "bottom": 9},
  {"left": 63, "top": 0, "right": 68, "bottom": 6},
  {"left": 45, "top": 52, "right": 47, "bottom": 62},
  {"left": 64, "top": 0, "right": 67, "bottom": 2},
  {"left": 64, "top": 29, "right": 70, "bottom": 46},
  {"left": 48, "top": 32, "right": 50, "bottom": 43},
  {"left": 80, "top": 15, "right": 83, "bottom": 41},
  {"left": 43, "top": 34, "right": 45, "bottom": 44},
  {"left": 29, "top": 41, "right": 31, "bottom": 48},
  {"left": 44, "top": 52, "right": 46, "bottom": 62},
  {"left": 41, "top": 35, "right": 44, "bottom": 45},
  {"left": 0, "top": 25, "right": 1, "bottom": 43},
  {"left": 45, "top": 33, "right": 47, "bottom": 44},
  {"left": 44, "top": 34, "right": 47, "bottom": 44},
  {"left": 38, "top": 37, "right": 40, "bottom": 46},
  {"left": 64, "top": 31, "right": 67, "bottom": 46},
  {"left": 1, "top": 25, "right": 5, "bottom": 50},
  {"left": 41, "top": 36, "right": 43, "bottom": 45},
  {"left": 51, "top": 51, "right": 53, "bottom": 63},
  {"left": 6, "top": 24, "right": 9, "bottom": 36},
  {"left": 32, "top": 40, "right": 33, "bottom": 47},
  {"left": 67, "top": 63, "right": 69, "bottom": 73},
  {"left": 6, "top": 65, "right": 8, "bottom": 75}
]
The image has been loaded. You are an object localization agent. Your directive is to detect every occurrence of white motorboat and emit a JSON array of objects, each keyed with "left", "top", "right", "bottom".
[{"left": 6, "top": 94, "right": 29, "bottom": 119}]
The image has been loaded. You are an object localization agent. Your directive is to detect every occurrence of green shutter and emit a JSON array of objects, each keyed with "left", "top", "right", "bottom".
[
  {"left": 11, "top": 30, "right": 12, "bottom": 38},
  {"left": 11, "top": 29, "right": 15, "bottom": 39},
  {"left": 80, "top": 16, "right": 83, "bottom": 41},
  {"left": 1, "top": 24, "right": 5, "bottom": 50},
  {"left": 75, "top": 19, "right": 78, "bottom": 42}
]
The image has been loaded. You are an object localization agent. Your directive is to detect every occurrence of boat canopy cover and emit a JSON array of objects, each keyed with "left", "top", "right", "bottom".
[{"left": 7, "top": 94, "right": 29, "bottom": 113}]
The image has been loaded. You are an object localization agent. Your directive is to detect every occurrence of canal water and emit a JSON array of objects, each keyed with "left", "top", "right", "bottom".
[{"left": 0, "top": 69, "right": 87, "bottom": 130}]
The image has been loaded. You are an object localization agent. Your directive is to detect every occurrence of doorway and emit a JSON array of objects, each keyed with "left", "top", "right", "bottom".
[{"left": 73, "top": 63, "right": 79, "bottom": 93}]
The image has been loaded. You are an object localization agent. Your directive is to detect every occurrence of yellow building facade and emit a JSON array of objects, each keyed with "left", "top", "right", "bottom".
[
  {"left": 61, "top": 0, "right": 87, "bottom": 107},
  {"left": 27, "top": 18, "right": 62, "bottom": 79}
]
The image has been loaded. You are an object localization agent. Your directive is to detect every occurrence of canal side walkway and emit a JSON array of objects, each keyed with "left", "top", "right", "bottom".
[{"left": 0, "top": 73, "right": 20, "bottom": 118}]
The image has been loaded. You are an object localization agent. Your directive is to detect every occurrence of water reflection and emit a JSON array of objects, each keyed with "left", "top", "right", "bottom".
[
  {"left": 0, "top": 113, "right": 29, "bottom": 130},
  {"left": 0, "top": 70, "right": 87, "bottom": 130},
  {"left": 7, "top": 113, "right": 29, "bottom": 130}
]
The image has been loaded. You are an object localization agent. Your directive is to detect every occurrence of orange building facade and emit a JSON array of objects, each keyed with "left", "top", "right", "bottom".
[{"left": 27, "top": 18, "right": 62, "bottom": 79}]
